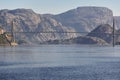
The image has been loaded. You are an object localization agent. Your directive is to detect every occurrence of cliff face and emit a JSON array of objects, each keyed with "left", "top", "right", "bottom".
[
  {"left": 53, "top": 7, "right": 113, "bottom": 32},
  {"left": 0, "top": 9, "right": 77, "bottom": 44},
  {"left": 0, "top": 7, "right": 115, "bottom": 45},
  {"left": 87, "top": 24, "right": 115, "bottom": 43}
]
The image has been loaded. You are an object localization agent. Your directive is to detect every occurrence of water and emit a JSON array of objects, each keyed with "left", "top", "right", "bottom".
[{"left": 0, "top": 45, "right": 120, "bottom": 80}]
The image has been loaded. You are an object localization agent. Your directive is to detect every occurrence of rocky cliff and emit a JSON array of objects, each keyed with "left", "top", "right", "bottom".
[
  {"left": 87, "top": 24, "right": 116, "bottom": 44},
  {"left": 0, "top": 9, "right": 77, "bottom": 44},
  {"left": 0, "top": 7, "right": 115, "bottom": 45},
  {"left": 53, "top": 7, "right": 113, "bottom": 33}
]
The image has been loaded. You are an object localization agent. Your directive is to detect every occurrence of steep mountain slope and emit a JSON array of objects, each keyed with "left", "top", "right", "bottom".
[
  {"left": 53, "top": 7, "right": 113, "bottom": 32},
  {"left": 87, "top": 24, "right": 116, "bottom": 43},
  {"left": 0, "top": 9, "right": 77, "bottom": 44},
  {"left": 0, "top": 7, "right": 115, "bottom": 45}
]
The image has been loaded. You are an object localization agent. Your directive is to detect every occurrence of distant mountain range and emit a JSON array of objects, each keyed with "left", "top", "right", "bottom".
[{"left": 0, "top": 7, "right": 119, "bottom": 45}]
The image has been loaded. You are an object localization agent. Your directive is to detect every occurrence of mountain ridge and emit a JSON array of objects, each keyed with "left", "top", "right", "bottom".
[
  {"left": 52, "top": 6, "right": 113, "bottom": 32},
  {"left": 0, "top": 6, "right": 119, "bottom": 45}
]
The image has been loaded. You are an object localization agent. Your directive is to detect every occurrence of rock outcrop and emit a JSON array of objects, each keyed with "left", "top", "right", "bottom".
[{"left": 87, "top": 24, "right": 116, "bottom": 43}]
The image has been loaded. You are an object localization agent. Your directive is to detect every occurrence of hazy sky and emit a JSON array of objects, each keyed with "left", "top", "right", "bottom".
[{"left": 0, "top": 0, "right": 120, "bottom": 15}]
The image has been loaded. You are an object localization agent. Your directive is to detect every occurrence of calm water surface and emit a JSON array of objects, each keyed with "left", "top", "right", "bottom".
[{"left": 0, "top": 45, "right": 120, "bottom": 80}]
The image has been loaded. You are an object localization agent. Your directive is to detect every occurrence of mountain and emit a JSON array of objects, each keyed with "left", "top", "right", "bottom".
[
  {"left": 0, "top": 7, "right": 115, "bottom": 45},
  {"left": 0, "top": 9, "right": 77, "bottom": 44},
  {"left": 87, "top": 24, "right": 116, "bottom": 43},
  {"left": 52, "top": 7, "right": 113, "bottom": 33}
]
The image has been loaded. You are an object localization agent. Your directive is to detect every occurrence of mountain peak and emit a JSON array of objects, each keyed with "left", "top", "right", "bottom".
[
  {"left": 7, "top": 8, "right": 36, "bottom": 15},
  {"left": 76, "top": 6, "right": 112, "bottom": 10},
  {"left": 0, "top": 7, "right": 116, "bottom": 45}
]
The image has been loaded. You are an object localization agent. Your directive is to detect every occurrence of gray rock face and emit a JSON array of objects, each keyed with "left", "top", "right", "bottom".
[
  {"left": 0, "top": 7, "right": 115, "bottom": 45},
  {"left": 87, "top": 24, "right": 115, "bottom": 43},
  {"left": 53, "top": 7, "right": 113, "bottom": 32},
  {"left": 0, "top": 9, "right": 77, "bottom": 44}
]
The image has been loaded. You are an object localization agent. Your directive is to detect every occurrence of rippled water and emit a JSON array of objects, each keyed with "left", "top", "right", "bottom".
[{"left": 0, "top": 45, "right": 120, "bottom": 80}]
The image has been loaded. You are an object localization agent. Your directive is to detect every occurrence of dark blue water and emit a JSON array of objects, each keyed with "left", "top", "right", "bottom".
[{"left": 0, "top": 45, "right": 120, "bottom": 80}]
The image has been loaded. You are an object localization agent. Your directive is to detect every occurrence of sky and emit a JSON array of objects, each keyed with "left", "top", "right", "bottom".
[{"left": 0, "top": 0, "right": 120, "bottom": 16}]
